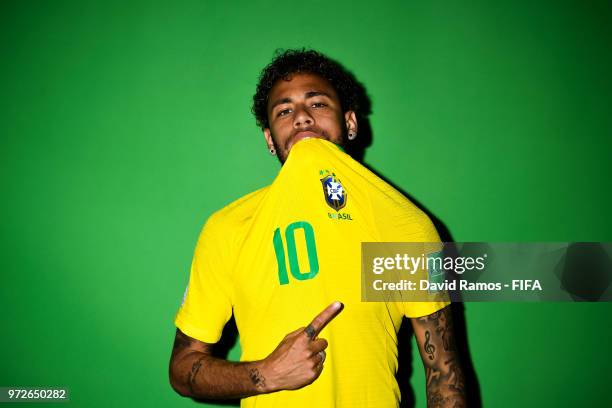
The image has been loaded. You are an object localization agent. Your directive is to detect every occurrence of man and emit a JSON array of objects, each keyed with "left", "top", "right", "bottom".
[{"left": 169, "top": 49, "right": 467, "bottom": 407}]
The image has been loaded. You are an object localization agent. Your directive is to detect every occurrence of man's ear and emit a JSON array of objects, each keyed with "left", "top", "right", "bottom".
[
  {"left": 263, "top": 128, "right": 274, "bottom": 150},
  {"left": 344, "top": 111, "right": 358, "bottom": 135}
]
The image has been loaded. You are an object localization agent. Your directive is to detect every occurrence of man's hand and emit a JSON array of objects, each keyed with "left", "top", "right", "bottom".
[
  {"left": 259, "top": 301, "right": 344, "bottom": 391},
  {"left": 169, "top": 301, "right": 343, "bottom": 400}
]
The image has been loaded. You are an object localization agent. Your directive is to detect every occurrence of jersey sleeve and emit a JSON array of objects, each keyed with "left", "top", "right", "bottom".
[
  {"left": 174, "top": 212, "right": 234, "bottom": 343},
  {"left": 394, "top": 207, "right": 451, "bottom": 318}
]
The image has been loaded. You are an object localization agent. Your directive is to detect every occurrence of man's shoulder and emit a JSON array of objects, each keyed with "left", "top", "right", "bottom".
[{"left": 206, "top": 185, "right": 270, "bottom": 230}]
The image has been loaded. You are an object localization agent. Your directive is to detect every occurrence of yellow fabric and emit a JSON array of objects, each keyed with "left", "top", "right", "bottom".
[{"left": 175, "top": 137, "right": 450, "bottom": 407}]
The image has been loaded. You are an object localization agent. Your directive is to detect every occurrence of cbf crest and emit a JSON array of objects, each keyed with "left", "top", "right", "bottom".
[{"left": 320, "top": 170, "right": 347, "bottom": 211}]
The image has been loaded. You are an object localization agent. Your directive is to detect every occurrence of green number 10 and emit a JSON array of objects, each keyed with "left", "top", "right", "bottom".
[{"left": 273, "top": 221, "right": 319, "bottom": 285}]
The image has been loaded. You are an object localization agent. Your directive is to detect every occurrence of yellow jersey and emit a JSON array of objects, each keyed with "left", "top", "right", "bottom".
[{"left": 175, "top": 137, "right": 449, "bottom": 407}]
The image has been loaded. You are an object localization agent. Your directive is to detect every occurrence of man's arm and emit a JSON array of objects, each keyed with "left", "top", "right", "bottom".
[
  {"left": 168, "top": 328, "right": 268, "bottom": 399},
  {"left": 410, "top": 305, "right": 467, "bottom": 408},
  {"left": 168, "top": 302, "right": 342, "bottom": 400}
]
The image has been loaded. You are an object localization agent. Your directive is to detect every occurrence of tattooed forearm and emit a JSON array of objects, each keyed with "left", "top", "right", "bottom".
[
  {"left": 445, "top": 357, "right": 465, "bottom": 393},
  {"left": 426, "top": 366, "right": 441, "bottom": 388},
  {"left": 412, "top": 306, "right": 467, "bottom": 407},
  {"left": 428, "top": 389, "right": 453, "bottom": 408},
  {"left": 426, "top": 357, "right": 465, "bottom": 394},
  {"left": 188, "top": 356, "right": 206, "bottom": 393},
  {"left": 417, "top": 308, "right": 456, "bottom": 353},
  {"left": 169, "top": 329, "right": 270, "bottom": 399},
  {"left": 424, "top": 331, "right": 436, "bottom": 360},
  {"left": 248, "top": 368, "right": 266, "bottom": 390}
]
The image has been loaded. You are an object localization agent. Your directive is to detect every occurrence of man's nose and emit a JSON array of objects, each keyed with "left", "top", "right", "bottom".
[{"left": 293, "top": 105, "right": 314, "bottom": 128}]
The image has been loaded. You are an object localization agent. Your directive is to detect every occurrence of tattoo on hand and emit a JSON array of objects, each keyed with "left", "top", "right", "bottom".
[{"left": 248, "top": 368, "right": 266, "bottom": 390}]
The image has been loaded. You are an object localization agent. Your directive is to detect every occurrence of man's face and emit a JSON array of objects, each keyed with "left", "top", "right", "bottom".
[{"left": 264, "top": 73, "right": 357, "bottom": 164}]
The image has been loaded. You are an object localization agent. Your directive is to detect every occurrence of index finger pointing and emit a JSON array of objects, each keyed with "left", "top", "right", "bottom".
[{"left": 304, "top": 301, "right": 344, "bottom": 339}]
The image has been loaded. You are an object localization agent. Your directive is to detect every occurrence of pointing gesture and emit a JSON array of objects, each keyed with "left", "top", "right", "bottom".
[
  {"left": 258, "top": 302, "right": 344, "bottom": 392},
  {"left": 304, "top": 301, "right": 344, "bottom": 339}
]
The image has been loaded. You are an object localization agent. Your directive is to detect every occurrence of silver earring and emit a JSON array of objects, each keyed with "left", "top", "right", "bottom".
[
  {"left": 348, "top": 131, "right": 357, "bottom": 141},
  {"left": 269, "top": 147, "right": 276, "bottom": 155}
]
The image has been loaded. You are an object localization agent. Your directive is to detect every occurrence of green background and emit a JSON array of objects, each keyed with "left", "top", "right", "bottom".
[{"left": 2, "top": 0, "right": 611, "bottom": 407}]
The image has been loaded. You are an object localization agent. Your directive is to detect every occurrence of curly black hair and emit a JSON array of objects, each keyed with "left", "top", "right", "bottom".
[{"left": 252, "top": 49, "right": 363, "bottom": 129}]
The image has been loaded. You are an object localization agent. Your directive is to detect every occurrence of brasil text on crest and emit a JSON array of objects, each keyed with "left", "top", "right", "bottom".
[{"left": 320, "top": 170, "right": 353, "bottom": 220}]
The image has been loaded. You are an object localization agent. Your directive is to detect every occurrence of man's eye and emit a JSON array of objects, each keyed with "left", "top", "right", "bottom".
[
  {"left": 278, "top": 109, "right": 291, "bottom": 117},
  {"left": 312, "top": 102, "right": 326, "bottom": 108}
]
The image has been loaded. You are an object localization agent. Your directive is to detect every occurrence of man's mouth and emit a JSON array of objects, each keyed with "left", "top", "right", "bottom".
[{"left": 287, "top": 130, "right": 321, "bottom": 150}]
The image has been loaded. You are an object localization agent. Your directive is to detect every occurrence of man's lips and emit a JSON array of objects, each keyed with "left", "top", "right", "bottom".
[{"left": 287, "top": 130, "right": 320, "bottom": 150}]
